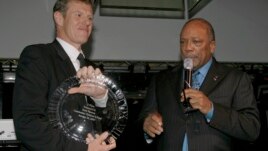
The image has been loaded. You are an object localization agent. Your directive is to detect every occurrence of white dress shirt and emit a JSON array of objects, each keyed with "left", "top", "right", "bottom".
[
  {"left": 56, "top": 37, "right": 83, "bottom": 72},
  {"left": 56, "top": 37, "right": 108, "bottom": 107}
]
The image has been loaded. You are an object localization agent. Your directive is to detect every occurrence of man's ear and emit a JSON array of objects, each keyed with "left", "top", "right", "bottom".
[
  {"left": 54, "top": 11, "right": 64, "bottom": 27},
  {"left": 210, "top": 40, "right": 216, "bottom": 53}
]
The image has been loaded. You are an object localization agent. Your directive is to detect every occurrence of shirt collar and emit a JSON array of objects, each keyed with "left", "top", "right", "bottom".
[
  {"left": 195, "top": 57, "right": 213, "bottom": 77},
  {"left": 56, "top": 37, "right": 84, "bottom": 62}
]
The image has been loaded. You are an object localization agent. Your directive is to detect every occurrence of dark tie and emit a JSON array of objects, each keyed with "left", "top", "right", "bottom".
[{"left": 77, "top": 53, "right": 86, "bottom": 68}]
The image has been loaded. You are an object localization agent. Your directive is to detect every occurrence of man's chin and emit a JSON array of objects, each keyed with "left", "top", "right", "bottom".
[
  {"left": 78, "top": 38, "right": 90, "bottom": 44},
  {"left": 182, "top": 56, "right": 196, "bottom": 60}
]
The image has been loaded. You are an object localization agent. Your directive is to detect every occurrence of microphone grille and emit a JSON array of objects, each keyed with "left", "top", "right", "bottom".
[{"left": 183, "top": 58, "right": 193, "bottom": 70}]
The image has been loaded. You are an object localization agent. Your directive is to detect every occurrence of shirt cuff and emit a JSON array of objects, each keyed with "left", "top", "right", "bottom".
[
  {"left": 144, "top": 133, "right": 153, "bottom": 144},
  {"left": 205, "top": 103, "right": 214, "bottom": 123},
  {"left": 90, "top": 90, "right": 108, "bottom": 108}
]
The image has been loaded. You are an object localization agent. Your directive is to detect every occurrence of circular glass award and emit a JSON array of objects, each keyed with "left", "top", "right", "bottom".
[{"left": 48, "top": 75, "right": 128, "bottom": 143}]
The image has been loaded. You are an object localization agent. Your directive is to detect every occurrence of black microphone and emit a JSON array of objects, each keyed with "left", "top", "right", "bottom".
[{"left": 182, "top": 58, "right": 196, "bottom": 113}]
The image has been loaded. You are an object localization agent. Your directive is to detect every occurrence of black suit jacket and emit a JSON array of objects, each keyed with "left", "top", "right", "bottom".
[
  {"left": 139, "top": 58, "right": 260, "bottom": 151},
  {"left": 12, "top": 40, "right": 95, "bottom": 151}
]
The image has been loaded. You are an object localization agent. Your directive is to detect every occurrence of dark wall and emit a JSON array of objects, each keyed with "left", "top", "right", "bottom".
[{"left": 1, "top": 59, "right": 268, "bottom": 150}]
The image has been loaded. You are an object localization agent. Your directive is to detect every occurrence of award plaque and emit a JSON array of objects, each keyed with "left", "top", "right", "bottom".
[{"left": 48, "top": 75, "right": 128, "bottom": 143}]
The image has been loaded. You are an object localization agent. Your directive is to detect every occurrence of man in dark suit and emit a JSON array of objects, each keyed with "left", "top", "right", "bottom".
[
  {"left": 12, "top": 0, "right": 116, "bottom": 151},
  {"left": 139, "top": 18, "right": 260, "bottom": 151}
]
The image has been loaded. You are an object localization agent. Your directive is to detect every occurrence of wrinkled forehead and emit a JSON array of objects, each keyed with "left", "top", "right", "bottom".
[
  {"left": 180, "top": 21, "right": 211, "bottom": 40},
  {"left": 64, "top": 0, "right": 93, "bottom": 15},
  {"left": 66, "top": 0, "right": 92, "bottom": 9},
  {"left": 181, "top": 23, "right": 208, "bottom": 37}
]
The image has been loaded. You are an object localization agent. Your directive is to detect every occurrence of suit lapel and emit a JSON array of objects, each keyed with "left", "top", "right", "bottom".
[
  {"left": 50, "top": 40, "right": 77, "bottom": 77},
  {"left": 168, "top": 64, "right": 187, "bottom": 117},
  {"left": 165, "top": 59, "right": 230, "bottom": 120},
  {"left": 200, "top": 59, "right": 229, "bottom": 96},
  {"left": 167, "top": 65, "right": 183, "bottom": 100}
]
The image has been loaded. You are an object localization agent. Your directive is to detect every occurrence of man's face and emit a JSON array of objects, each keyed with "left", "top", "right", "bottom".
[
  {"left": 55, "top": 1, "right": 93, "bottom": 49},
  {"left": 180, "top": 21, "right": 215, "bottom": 70}
]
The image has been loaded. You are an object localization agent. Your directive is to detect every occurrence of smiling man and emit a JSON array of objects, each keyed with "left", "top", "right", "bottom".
[{"left": 12, "top": 0, "right": 116, "bottom": 151}]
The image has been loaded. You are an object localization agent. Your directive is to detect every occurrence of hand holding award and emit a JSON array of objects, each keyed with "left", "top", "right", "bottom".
[{"left": 48, "top": 66, "right": 128, "bottom": 144}]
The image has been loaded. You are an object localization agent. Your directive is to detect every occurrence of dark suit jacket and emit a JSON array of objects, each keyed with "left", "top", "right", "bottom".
[
  {"left": 139, "top": 58, "right": 260, "bottom": 151},
  {"left": 12, "top": 40, "right": 96, "bottom": 151}
]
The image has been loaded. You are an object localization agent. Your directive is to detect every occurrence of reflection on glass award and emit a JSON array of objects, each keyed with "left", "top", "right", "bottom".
[{"left": 48, "top": 75, "right": 128, "bottom": 143}]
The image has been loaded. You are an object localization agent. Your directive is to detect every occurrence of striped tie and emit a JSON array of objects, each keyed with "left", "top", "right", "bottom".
[{"left": 192, "top": 71, "right": 201, "bottom": 89}]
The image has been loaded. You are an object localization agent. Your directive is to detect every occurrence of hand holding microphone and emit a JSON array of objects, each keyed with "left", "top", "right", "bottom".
[{"left": 182, "top": 58, "right": 197, "bottom": 113}]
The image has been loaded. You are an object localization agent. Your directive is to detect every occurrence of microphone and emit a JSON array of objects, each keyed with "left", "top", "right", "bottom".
[
  {"left": 183, "top": 58, "right": 193, "bottom": 89},
  {"left": 182, "top": 58, "right": 196, "bottom": 113}
]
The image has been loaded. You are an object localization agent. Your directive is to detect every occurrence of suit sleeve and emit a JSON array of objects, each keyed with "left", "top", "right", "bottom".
[
  {"left": 135, "top": 75, "right": 159, "bottom": 144},
  {"left": 209, "top": 72, "right": 260, "bottom": 141},
  {"left": 138, "top": 75, "right": 159, "bottom": 122}
]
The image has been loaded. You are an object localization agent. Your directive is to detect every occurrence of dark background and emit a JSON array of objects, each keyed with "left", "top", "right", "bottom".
[{"left": 1, "top": 59, "right": 267, "bottom": 151}]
